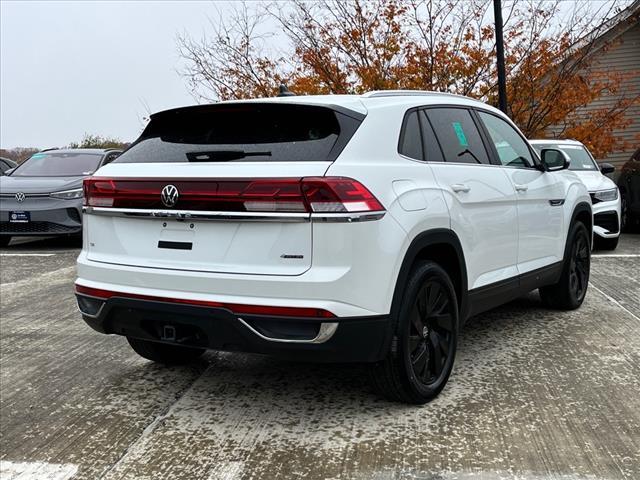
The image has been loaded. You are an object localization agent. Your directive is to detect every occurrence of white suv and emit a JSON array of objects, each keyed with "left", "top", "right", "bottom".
[
  {"left": 530, "top": 139, "right": 620, "bottom": 250},
  {"left": 75, "top": 91, "right": 592, "bottom": 404}
]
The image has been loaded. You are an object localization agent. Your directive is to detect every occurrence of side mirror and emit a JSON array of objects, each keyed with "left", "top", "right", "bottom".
[
  {"left": 540, "top": 148, "right": 570, "bottom": 172},
  {"left": 599, "top": 163, "right": 615, "bottom": 175}
]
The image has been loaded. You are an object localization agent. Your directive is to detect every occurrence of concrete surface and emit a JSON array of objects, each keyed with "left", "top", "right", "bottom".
[{"left": 0, "top": 234, "right": 638, "bottom": 480}]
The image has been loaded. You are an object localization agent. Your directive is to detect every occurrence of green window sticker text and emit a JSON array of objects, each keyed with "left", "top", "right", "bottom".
[{"left": 452, "top": 122, "right": 468, "bottom": 147}]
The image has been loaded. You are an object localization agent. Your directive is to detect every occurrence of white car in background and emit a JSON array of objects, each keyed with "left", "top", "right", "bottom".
[{"left": 530, "top": 139, "right": 621, "bottom": 250}]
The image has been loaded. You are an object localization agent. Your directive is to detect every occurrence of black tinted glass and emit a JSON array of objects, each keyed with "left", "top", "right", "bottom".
[
  {"left": 116, "top": 104, "right": 360, "bottom": 163},
  {"left": 420, "top": 111, "right": 444, "bottom": 162},
  {"left": 426, "top": 108, "right": 489, "bottom": 164},
  {"left": 12, "top": 152, "right": 103, "bottom": 177},
  {"left": 399, "top": 111, "right": 423, "bottom": 160}
]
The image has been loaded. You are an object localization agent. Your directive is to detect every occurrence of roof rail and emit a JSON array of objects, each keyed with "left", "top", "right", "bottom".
[
  {"left": 362, "top": 90, "right": 472, "bottom": 100},
  {"left": 40, "top": 147, "right": 59, "bottom": 152}
]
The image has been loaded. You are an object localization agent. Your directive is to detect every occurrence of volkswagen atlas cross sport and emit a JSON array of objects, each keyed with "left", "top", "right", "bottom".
[
  {"left": 0, "top": 148, "right": 122, "bottom": 246},
  {"left": 530, "top": 139, "right": 620, "bottom": 250},
  {"left": 75, "top": 91, "right": 592, "bottom": 404}
]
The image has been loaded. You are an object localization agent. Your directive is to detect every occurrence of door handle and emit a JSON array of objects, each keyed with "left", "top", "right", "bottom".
[
  {"left": 451, "top": 184, "right": 471, "bottom": 193},
  {"left": 515, "top": 184, "right": 528, "bottom": 192}
]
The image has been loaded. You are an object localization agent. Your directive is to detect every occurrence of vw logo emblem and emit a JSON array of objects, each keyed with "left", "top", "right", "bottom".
[
  {"left": 15, "top": 192, "right": 26, "bottom": 203},
  {"left": 160, "top": 184, "right": 179, "bottom": 207}
]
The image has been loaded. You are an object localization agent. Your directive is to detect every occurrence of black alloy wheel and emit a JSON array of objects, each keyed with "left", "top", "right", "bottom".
[
  {"left": 569, "top": 231, "right": 590, "bottom": 303},
  {"left": 408, "top": 280, "right": 454, "bottom": 386},
  {"left": 369, "top": 261, "right": 459, "bottom": 404},
  {"left": 539, "top": 221, "right": 590, "bottom": 310}
]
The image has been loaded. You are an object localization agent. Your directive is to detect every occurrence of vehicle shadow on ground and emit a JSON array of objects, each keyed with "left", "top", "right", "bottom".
[
  {"left": 1, "top": 235, "right": 82, "bottom": 251},
  {"left": 127, "top": 291, "right": 553, "bottom": 408}
]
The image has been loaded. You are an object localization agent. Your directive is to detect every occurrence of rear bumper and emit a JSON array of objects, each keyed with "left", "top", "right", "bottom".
[{"left": 76, "top": 294, "right": 391, "bottom": 363}]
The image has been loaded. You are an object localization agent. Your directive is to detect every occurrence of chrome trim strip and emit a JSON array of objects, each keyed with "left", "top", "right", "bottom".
[
  {"left": 0, "top": 193, "right": 50, "bottom": 198},
  {"left": 83, "top": 207, "right": 386, "bottom": 223},
  {"left": 311, "top": 212, "right": 386, "bottom": 222},
  {"left": 237, "top": 318, "right": 339, "bottom": 344},
  {"left": 83, "top": 207, "right": 311, "bottom": 223},
  {"left": 75, "top": 294, "right": 106, "bottom": 319}
]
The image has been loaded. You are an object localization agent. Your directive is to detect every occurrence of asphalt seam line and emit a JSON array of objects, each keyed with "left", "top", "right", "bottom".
[
  {"left": 98, "top": 370, "right": 206, "bottom": 479},
  {"left": 589, "top": 282, "right": 640, "bottom": 324}
]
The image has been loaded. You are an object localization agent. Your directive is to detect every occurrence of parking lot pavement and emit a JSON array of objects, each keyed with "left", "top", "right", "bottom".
[{"left": 1, "top": 235, "right": 639, "bottom": 480}]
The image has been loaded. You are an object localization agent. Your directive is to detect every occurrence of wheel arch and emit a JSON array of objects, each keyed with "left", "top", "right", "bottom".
[
  {"left": 390, "top": 229, "right": 469, "bottom": 325},
  {"left": 570, "top": 201, "right": 593, "bottom": 248}
]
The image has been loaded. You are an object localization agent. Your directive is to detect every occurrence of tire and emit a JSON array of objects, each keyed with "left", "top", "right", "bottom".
[
  {"left": 620, "top": 191, "right": 629, "bottom": 231},
  {"left": 621, "top": 191, "right": 639, "bottom": 233},
  {"left": 539, "top": 221, "right": 590, "bottom": 310},
  {"left": 369, "top": 261, "right": 459, "bottom": 404},
  {"left": 127, "top": 337, "right": 205, "bottom": 365},
  {"left": 594, "top": 235, "right": 619, "bottom": 251},
  {"left": 0, "top": 236, "right": 11, "bottom": 247}
]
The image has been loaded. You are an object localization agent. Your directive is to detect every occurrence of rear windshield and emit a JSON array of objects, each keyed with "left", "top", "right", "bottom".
[
  {"left": 115, "top": 103, "right": 362, "bottom": 164},
  {"left": 11, "top": 152, "right": 103, "bottom": 177},
  {"left": 532, "top": 144, "right": 598, "bottom": 171}
]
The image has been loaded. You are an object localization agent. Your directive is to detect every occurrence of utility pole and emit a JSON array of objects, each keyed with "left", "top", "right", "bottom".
[{"left": 493, "top": 0, "right": 508, "bottom": 114}]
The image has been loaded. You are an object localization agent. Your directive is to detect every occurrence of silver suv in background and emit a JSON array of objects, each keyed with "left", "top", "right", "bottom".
[{"left": 0, "top": 148, "right": 121, "bottom": 246}]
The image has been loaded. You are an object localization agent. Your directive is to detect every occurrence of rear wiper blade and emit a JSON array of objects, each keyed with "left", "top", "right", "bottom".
[{"left": 186, "top": 150, "right": 272, "bottom": 162}]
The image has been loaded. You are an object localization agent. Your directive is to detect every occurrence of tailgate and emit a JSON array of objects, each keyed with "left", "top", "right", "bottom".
[
  {"left": 85, "top": 163, "right": 328, "bottom": 276},
  {"left": 83, "top": 102, "right": 365, "bottom": 276}
]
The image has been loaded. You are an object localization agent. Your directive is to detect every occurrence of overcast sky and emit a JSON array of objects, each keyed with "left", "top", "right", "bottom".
[
  {"left": 0, "top": 1, "right": 242, "bottom": 149},
  {"left": 1, "top": 0, "right": 626, "bottom": 150}
]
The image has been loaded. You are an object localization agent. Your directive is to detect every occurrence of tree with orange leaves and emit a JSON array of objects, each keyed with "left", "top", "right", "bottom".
[{"left": 177, "top": 0, "right": 639, "bottom": 158}]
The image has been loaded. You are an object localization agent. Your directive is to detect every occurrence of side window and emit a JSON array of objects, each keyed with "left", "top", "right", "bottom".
[
  {"left": 419, "top": 111, "right": 444, "bottom": 162},
  {"left": 477, "top": 111, "right": 534, "bottom": 168},
  {"left": 398, "top": 111, "right": 424, "bottom": 160},
  {"left": 425, "top": 108, "right": 490, "bottom": 164}
]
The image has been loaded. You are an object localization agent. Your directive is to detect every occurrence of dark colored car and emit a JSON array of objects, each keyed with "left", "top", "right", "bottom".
[
  {"left": 0, "top": 148, "right": 121, "bottom": 246},
  {"left": 0, "top": 157, "right": 18, "bottom": 175},
  {"left": 617, "top": 147, "right": 640, "bottom": 232}
]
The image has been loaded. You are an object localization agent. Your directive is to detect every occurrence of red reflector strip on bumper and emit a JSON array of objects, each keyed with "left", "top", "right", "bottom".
[{"left": 74, "top": 284, "right": 336, "bottom": 318}]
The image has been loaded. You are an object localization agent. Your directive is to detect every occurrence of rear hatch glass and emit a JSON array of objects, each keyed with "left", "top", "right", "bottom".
[{"left": 115, "top": 103, "right": 362, "bottom": 164}]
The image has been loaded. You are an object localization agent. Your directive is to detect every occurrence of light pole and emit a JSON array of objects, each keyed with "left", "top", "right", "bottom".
[{"left": 494, "top": 0, "right": 508, "bottom": 113}]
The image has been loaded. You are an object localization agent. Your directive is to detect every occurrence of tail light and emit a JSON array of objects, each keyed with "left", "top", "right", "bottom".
[{"left": 83, "top": 177, "right": 384, "bottom": 213}]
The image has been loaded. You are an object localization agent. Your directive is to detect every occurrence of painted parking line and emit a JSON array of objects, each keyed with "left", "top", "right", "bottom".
[
  {"left": 0, "top": 461, "right": 78, "bottom": 480},
  {"left": 0, "top": 253, "right": 57, "bottom": 257},
  {"left": 592, "top": 254, "right": 640, "bottom": 258}
]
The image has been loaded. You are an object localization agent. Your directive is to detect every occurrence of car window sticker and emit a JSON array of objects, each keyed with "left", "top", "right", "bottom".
[{"left": 452, "top": 122, "right": 468, "bottom": 147}]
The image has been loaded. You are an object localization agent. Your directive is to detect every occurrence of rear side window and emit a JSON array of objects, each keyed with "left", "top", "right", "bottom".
[
  {"left": 116, "top": 103, "right": 362, "bottom": 163},
  {"left": 425, "top": 108, "right": 490, "bottom": 164},
  {"left": 420, "top": 111, "right": 444, "bottom": 162},
  {"left": 398, "top": 111, "right": 423, "bottom": 160}
]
